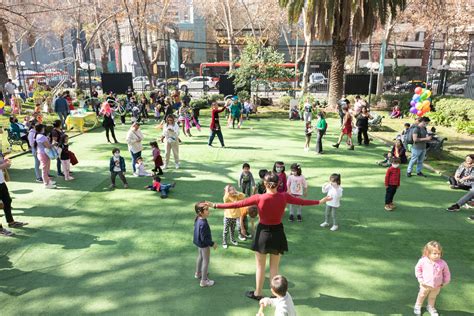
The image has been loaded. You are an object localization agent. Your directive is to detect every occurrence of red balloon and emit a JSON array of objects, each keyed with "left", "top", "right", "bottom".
[
  {"left": 415, "top": 87, "right": 422, "bottom": 95},
  {"left": 417, "top": 110, "right": 423, "bottom": 116}
]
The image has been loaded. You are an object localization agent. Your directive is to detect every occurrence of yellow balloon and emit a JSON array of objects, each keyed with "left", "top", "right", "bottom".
[
  {"left": 426, "top": 90, "right": 431, "bottom": 98},
  {"left": 416, "top": 102, "right": 423, "bottom": 110},
  {"left": 0, "top": 100, "right": 4, "bottom": 109}
]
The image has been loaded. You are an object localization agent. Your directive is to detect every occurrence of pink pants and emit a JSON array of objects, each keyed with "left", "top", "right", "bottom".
[
  {"left": 61, "top": 159, "right": 71, "bottom": 179},
  {"left": 37, "top": 152, "right": 51, "bottom": 185}
]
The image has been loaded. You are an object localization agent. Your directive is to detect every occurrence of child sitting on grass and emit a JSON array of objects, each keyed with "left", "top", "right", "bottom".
[
  {"left": 257, "top": 275, "right": 296, "bottom": 316},
  {"left": 145, "top": 175, "right": 176, "bottom": 198},
  {"left": 134, "top": 157, "right": 153, "bottom": 177},
  {"left": 193, "top": 202, "right": 218, "bottom": 287},
  {"left": 109, "top": 148, "right": 128, "bottom": 189}
]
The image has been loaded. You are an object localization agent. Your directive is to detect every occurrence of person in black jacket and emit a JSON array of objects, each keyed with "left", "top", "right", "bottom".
[
  {"left": 109, "top": 148, "right": 128, "bottom": 189},
  {"left": 356, "top": 106, "right": 372, "bottom": 145},
  {"left": 193, "top": 202, "right": 218, "bottom": 287}
]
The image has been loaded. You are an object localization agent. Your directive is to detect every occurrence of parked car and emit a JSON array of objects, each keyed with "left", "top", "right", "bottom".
[
  {"left": 309, "top": 72, "right": 327, "bottom": 84},
  {"left": 157, "top": 78, "right": 187, "bottom": 90},
  {"left": 446, "top": 78, "right": 467, "bottom": 94},
  {"left": 133, "top": 76, "right": 152, "bottom": 91},
  {"left": 179, "top": 76, "right": 216, "bottom": 91},
  {"left": 46, "top": 76, "right": 74, "bottom": 89},
  {"left": 393, "top": 80, "right": 426, "bottom": 93}
]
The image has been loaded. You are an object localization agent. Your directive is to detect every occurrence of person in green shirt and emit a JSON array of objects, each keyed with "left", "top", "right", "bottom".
[
  {"left": 315, "top": 111, "right": 327, "bottom": 154},
  {"left": 230, "top": 96, "right": 242, "bottom": 129}
]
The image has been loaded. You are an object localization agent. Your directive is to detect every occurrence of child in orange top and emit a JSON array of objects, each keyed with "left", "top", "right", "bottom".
[
  {"left": 237, "top": 205, "right": 258, "bottom": 241},
  {"left": 222, "top": 184, "right": 245, "bottom": 248}
]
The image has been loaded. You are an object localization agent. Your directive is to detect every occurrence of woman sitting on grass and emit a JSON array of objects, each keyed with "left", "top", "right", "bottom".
[{"left": 448, "top": 154, "right": 474, "bottom": 190}]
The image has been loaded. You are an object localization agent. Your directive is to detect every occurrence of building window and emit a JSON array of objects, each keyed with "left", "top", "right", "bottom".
[{"left": 415, "top": 32, "right": 425, "bottom": 42}]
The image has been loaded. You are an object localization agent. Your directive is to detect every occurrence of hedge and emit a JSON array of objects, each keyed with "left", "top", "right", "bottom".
[{"left": 427, "top": 96, "right": 474, "bottom": 135}]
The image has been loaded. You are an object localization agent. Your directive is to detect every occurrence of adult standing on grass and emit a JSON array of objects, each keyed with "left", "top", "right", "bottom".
[
  {"left": 332, "top": 105, "right": 354, "bottom": 150},
  {"left": 28, "top": 123, "right": 42, "bottom": 182},
  {"left": 355, "top": 106, "right": 372, "bottom": 146},
  {"left": 126, "top": 122, "right": 144, "bottom": 174},
  {"left": 208, "top": 101, "right": 226, "bottom": 148},
  {"left": 100, "top": 101, "right": 119, "bottom": 143},
  {"left": 407, "top": 117, "right": 432, "bottom": 178},
  {"left": 207, "top": 172, "right": 331, "bottom": 301},
  {"left": 34, "top": 124, "right": 56, "bottom": 189},
  {"left": 315, "top": 111, "right": 327, "bottom": 154},
  {"left": 161, "top": 115, "right": 180, "bottom": 169},
  {"left": 0, "top": 157, "right": 28, "bottom": 237},
  {"left": 54, "top": 92, "right": 69, "bottom": 129}
]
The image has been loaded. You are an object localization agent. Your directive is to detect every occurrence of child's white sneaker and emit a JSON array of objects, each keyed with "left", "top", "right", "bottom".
[
  {"left": 413, "top": 304, "right": 421, "bottom": 315},
  {"left": 427, "top": 305, "right": 438, "bottom": 316},
  {"left": 230, "top": 240, "right": 238, "bottom": 246},
  {"left": 330, "top": 225, "right": 339, "bottom": 231},
  {"left": 45, "top": 184, "right": 57, "bottom": 189},
  {"left": 320, "top": 222, "right": 330, "bottom": 228},
  {"left": 175, "top": 163, "right": 180, "bottom": 169},
  {"left": 222, "top": 244, "right": 228, "bottom": 249},
  {"left": 200, "top": 279, "right": 215, "bottom": 287},
  {"left": 162, "top": 164, "right": 167, "bottom": 170}
]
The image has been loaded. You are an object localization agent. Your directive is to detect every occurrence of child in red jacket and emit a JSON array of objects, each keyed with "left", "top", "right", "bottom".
[{"left": 385, "top": 157, "right": 401, "bottom": 211}]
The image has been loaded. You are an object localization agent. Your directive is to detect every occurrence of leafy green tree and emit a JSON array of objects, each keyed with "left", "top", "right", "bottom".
[
  {"left": 229, "top": 38, "right": 294, "bottom": 92},
  {"left": 280, "top": 0, "right": 406, "bottom": 108}
]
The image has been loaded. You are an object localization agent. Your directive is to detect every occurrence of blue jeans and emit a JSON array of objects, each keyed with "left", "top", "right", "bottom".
[
  {"left": 58, "top": 112, "right": 68, "bottom": 129},
  {"left": 159, "top": 184, "right": 172, "bottom": 198},
  {"left": 130, "top": 151, "right": 142, "bottom": 173},
  {"left": 407, "top": 147, "right": 426, "bottom": 174}
]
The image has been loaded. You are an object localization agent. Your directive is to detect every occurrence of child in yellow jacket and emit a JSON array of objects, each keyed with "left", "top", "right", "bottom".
[{"left": 222, "top": 184, "right": 245, "bottom": 249}]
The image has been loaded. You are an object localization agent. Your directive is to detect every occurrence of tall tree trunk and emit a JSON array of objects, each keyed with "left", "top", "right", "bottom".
[
  {"left": 353, "top": 40, "right": 360, "bottom": 73},
  {"left": 376, "top": 16, "right": 394, "bottom": 95},
  {"left": 302, "top": 42, "right": 311, "bottom": 93},
  {"left": 0, "top": 18, "right": 17, "bottom": 79},
  {"left": 98, "top": 33, "right": 109, "bottom": 73},
  {"left": 222, "top": 0, "right": 234, "bottom": 70},
  {"left": 328, "top": 37, "right": 347, "bottom": 109},
  {"left": 59, "top": 34, "right": 67, "bottom": 72},
  {"left": 113, "top": 17, "right": 122, "bottom": 72},
  {"left": 74, "top": 20, "right": 82, "bottom": 88}
]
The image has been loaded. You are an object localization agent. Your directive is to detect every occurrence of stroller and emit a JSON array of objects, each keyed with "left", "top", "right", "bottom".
[{"left": 289, "top": 104, "right": 300, "bottom": 120}]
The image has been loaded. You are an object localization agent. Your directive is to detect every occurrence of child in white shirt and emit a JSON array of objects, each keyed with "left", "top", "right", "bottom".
[
  {"left": 134, "top": 157, "right": 152, "bottom": 177},
  {"left": 257, "top": 275, "right": 296, "bottom": 316},
  {"left": 286, "top": 163, "right": 307, "bottom": 222},
  {"left": 320, "top": 173, "right": 343, "bottom": 231}
]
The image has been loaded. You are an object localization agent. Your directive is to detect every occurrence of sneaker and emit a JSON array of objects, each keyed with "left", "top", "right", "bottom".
[
  {"left": 417, "top": 172, "right": 427, "bottom": 177},
  {"left": 348, "top": 145, "right": 354, "bottom": 150},
  {"left": 447, "top": 204, "right": 460, "bottom": 212},
  {"left": 289, "top": 214, "right": 294, "bottom": 222},
  {"left": 0, "top": 228, "right": 14, "bottom": 237},
  {"left": 238, "top": 234, "right": 247, "bottom": 241},
  {"left": 175, "top": 163, "right": 180, "bottom": 169},
  {"left": 57, "top": 172, "right": 65, "bottom": 177},
  {"left": 45, "top": 184, "right": 56, "bottom": 189},
  {"left": 194, "top": 273, "right": 201, "bottom": 279},
  {"left": 384, "top": 204, "right": 393, "bottom": 211},
  {"left": 330, "top": 225, "right": 338, "bottom": 231},
  {"left": 35, "top": 178, "right": 43, "bottom": 183},
  {"left": 222, "top": 244, "right": 228, "bottom": 249},
  {"left": 390, "top": 203, "right": 396, "bottom": 209},
  {"left": 230, "top": 240, "right": 238, "bottom": 246},
  {"left": 304, "top": 147, "right": 309, "bottom": 151},
  {"left": 407, "top": 172, "right": 412, "bottom": 177},
  {"left": 50, "top": 181, "right": 56, "bottom": 185},
  {"left": 297, "top": 215, "right": 302, "bottom": 222},
  {"left": 468, "top": 215, "right": 474, "bottom": 220},
  {"left": 109, "top": 184, "right": 116, "bottom": 189},
  {"left": 427, "top": 305, "right": 438, "bottom": 316},
  {"left": 413, "top": 305, "right": 421, "bottom": 315},
  {"left": 320, "top": 222, "right": 330, "bottom": 227},
  {"left": 163, "top": 164, "right": 167, "bottom": 170},
  {"left": 200, "top": 279, "right": 215, "bottom": 287},
  {"left": 124, "top": 184, "right": 129, "bottom": 189},
  {"left": 8, "top": 221, "right": 28, "bottom": 228},
  {"left": 332, "top": 143, "right": 339, "bottom": 148}
]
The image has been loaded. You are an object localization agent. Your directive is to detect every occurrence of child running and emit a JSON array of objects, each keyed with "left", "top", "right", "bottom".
[
  {"left": 239, "top": 163, "right": 255, "bottom": 197},
  {"left": 320, "top": 173, "right": 343, "bottom": 231},
  {"left": 109, "top": 148, "right": 128, "bottom": 189},
  {"left": 257, "top": 275, "right": 296, "bottom": 316},
  {"left": 222, "top": 184, "right": 245, "bottom": 249},
  {"left": 304, "top": 121, "right": 312, "bottom": 151},
  {"left": 414, "top": 241, "right": 451, "bottom": 316},
  {"left": 150, "top": 141, "right": 164, "bottom": 175},
  {"left": 384, "top": 157, "right": 401, "bottom": 211},
  {"left": 286, "top": 163, "right": 307, "bottom": 222},
  {"left": 193, "top": 202, "right": 218, "bottom": 287}
]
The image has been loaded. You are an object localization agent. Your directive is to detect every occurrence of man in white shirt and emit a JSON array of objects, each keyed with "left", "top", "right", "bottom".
[
  {"left": 0, "top": 156, "right": 28, "bottom": 237},
  {"left": 4, "top": 79, "right": 16, "bottom": 106}
]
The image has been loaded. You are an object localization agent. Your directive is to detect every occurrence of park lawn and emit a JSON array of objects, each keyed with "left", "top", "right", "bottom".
[{"left": 0, "top": 112, "right": 473, "bottom": 316}]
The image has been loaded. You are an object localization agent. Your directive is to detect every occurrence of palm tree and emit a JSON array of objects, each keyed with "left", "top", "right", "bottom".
[{"left": 280, "top": 0, "right": 406, "bottom": 107}]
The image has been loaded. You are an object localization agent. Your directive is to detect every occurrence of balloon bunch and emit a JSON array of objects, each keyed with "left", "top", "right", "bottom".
[{"left": 409, "top": 87, "right": 431, "bottom": 117}]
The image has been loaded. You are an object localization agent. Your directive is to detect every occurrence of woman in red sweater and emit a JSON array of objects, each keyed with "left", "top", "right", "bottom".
[
  {"left": 208, "top": 101, "right": 227, "bottom": 147},
  {"left": 209, "top": 172, "right": 331, "bottom": 300}
]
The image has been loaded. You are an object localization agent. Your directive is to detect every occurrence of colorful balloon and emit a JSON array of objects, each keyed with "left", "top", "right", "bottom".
[
  {"left": 416, "top": 102, "right": 423, "bottom": 110},
  {"left": 426, "top": 90, "right": 431, "bottom": 98},
  {"left": 0, "top": 100, "right": 4, "bottom": 109},
  {"left": 417, "top": 110, "right": 423, "bottom": 116},
  {"left": 410, "top": 100, "right": 416, "bottom": 107},
  {"left": 414, "top": 87, "right": 422, "bottom": 95},
  {"left": 422, "top": 100, "right": 431, "bottom": 107},
  {"left": 410, "top": 107, "right": 418, "bottom": 114}
]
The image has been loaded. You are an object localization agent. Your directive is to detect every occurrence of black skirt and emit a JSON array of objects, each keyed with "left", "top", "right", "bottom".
[{"left": 251, "top": 223, "right": 288, "bottom": 255}]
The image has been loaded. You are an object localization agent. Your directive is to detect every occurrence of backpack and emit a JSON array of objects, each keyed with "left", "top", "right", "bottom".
[{"left": 404, "top": 125, "right": 418, "bottom": 145}]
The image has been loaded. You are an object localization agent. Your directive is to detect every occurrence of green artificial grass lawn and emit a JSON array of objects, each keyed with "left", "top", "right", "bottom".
[{"left": 1, "top": 112, "right": 473, "bottom": 316}]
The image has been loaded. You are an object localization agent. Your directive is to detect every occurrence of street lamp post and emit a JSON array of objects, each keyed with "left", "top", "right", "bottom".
[
  {"left": 80, "top": 62, "right": 97, "bottom": 97},
  {"left": 180, "top": 63, "right": 187, "bottom": 95},
  {"left": 31, "top": 61, "right": 40, "bottom": 72},
  {"left": 365, "top": 61, "right": 379, "bottom": 106}
]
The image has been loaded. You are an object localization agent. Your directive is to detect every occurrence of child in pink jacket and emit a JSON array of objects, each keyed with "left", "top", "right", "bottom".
[{"left": 414, "top": 241, "right": 451, "bottom": 316}]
